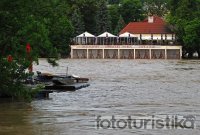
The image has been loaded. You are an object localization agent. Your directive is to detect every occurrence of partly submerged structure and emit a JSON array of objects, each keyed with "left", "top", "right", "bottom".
[{"left": 71, "top": 16, "right": 182, "bottom": 59}]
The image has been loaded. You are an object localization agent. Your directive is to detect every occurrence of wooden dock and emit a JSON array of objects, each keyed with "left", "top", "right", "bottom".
[
  {"left": 34, "top": 90, "right": 53, "bottom": 99},
  {"left": 45, "top": 83, "right": 90, "bottom": 91}
]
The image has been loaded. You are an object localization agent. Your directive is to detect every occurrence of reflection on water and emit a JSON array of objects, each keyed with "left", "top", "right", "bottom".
[
  {"left": 1, "top": 59, "right": 200, "bottom": 135},
  {"left": 0, "top": 101, "right": 34, "bottom": 135}
]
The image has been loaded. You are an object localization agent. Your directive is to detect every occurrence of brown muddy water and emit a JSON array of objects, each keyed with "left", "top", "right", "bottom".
[{"left": 0, "top": 59, "right": 200, "bottom": 135}]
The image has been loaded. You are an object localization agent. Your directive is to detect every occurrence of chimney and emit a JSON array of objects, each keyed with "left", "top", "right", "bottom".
[{"left": 148, "top": 15, "right": 154, "bottom": 23}]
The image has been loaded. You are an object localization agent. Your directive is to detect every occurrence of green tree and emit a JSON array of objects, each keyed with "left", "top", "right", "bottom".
[
  {"left": 30, "top": 0, "right": 73, "bottom": 57},
  {"left": 120, "top": 0, "right": 144, "bottom": 24},
  {"left": 167, "top": 0, "right": 200, "bottom": 58},
  {"left": 142, "top": 0, "right": 168, "bottom": 17},
  {"left": 71, "top": 6, "right": 85, "bottom": 36},
  {"left": 49, "top": 16, "right": 73, "bottom": 57},
  {"left": 183, "top": 19, "right": 200, "bottom": 58},
  {"left": 108, "top": 0, "right": 121, "bottom": 4},
  {"left": 0, "top": 57, "right": 34, "bottom": 100},
  {"left": 96, "top": 0, "right": 112, "bottom": 34},
  {"left": 114, "top": 15, "right": 126, "bottom": 35},
  {"left": 0, "top": 0, "right": 73, "bottom": 99},
  {"left": 108, "top": 4, "right": 120, "bottom": 33},
  {"left": 75, "top": 0, "right": 98, "bottom": 34},
  {"left": 16, "top": 15, "right": 56, "bottom": 59}
]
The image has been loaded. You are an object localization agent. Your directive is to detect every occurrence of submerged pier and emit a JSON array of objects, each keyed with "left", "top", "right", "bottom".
[{"left": 71, "top": 45, "right": 182, "bottom": 59}]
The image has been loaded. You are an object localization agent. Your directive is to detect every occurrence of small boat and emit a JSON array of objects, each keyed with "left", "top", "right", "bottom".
[
  {"left": 52, "top": 75, "right": 89, "bottom": 85},
  {"left": 45, "top": 83, "right": 90, "bottom": 91},
  {"left": 34, "top": 71, "right": 89, "bottom": 85},
  {"left": 52, "top": 76, "right": 75, "bottom": 85},
  {"left": 71, "top": 74, "right": 89, "bottom": 83},
  {"left": 34, "top": 71, "right": 54, "bottom": 83}
]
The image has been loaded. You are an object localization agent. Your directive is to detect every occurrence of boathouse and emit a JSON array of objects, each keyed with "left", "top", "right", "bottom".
[{"left": 71, "top": 16, "right": 182, "bottom": 59}]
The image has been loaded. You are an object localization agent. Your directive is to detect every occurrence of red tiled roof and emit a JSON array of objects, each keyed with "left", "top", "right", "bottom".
[{"left": 120, "top": 16, "right": 173, "bottom": 34}]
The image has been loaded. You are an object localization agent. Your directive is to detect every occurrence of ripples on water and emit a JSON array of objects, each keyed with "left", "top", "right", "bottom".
[{"left": 0, "top": 59, "right": 200, "bottom": 135}]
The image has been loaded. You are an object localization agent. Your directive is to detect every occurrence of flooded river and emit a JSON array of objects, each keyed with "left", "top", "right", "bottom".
[{"left": 0, "top": 59, "right": 200, "bottom": 135}]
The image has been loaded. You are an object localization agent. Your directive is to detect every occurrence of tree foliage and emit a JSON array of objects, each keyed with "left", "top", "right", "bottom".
[
  {"left": 72, "top": 0, "right": 98, "bottom": 34},
  {"left": 0, "top": 56, "right": 34, "bottom": 100},
  {"left": 0, "top": 0, "right": 73, "bottom": 99},
  {"left": 108, "top": 4, "right": 120, "bottom": 34},
  {"left": 49, "top": 16, "right": 73, "bottom": 57},
  {"left": 167, "top": 0, "right": 200, "bottom": 58},
  {"left": 96, "top": 0, "right": 112, "bottom": 34},
  {"left": 142, "top": 0, "right": 168, "bottom": 17},
  {"left": 0, "top": 0, "right": 73, "bottom": 57},
  {"left": 183, "top": 19, "right": 200, "bottom": 58},
  {"left": 120, "top": 0, "right": 144, "bottom": 23},
  {"left": 71, "top": 6, "right": 85, "bottom": 36},
  {"left": 108, "top": 0, "right": 121, "bottom": 4},
  {"left": 114, "top": 15, "right": 126, "bottom": 35}
]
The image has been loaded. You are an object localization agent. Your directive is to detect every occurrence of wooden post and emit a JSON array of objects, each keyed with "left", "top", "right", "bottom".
[
  {"left": 71, "top": 47, "right": 73, "bottom": 59},
  {"left": 180, "top": 48, "right": 182, "bottom": 59},
  {"left": 165, "top": 49, "right": 167, "bottom": 59},
  {"left": 134, "top": 49, "right": 136, "bottom": 59},
  {"left": 118, "top": 49, "right": 120, "bottom": 59},
  {"left": 103, "top": 49, "right": 105, "bottom": 59},
  {"left": 87, "top": 49, "right": 89, "bottom": 59},
  {"left": 76, "top": 50, "right": 79, "bottom": 59},
  {"left": 149, "top": 49, "right": 152, "bottom": 59},
  {"left": 66, "top": 67, "right": 68, "bottom": 76}
]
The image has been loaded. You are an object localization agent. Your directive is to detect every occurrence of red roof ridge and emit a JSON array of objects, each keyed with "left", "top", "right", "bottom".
[
  {"left": 119, "top": 16, "right": 172, "bottom": 34},
  {"left": 119, "top": 22, "right": 132, "bottom": 35}
]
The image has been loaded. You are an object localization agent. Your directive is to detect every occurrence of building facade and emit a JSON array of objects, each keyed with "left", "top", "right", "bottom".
[{"left": 71, "top": 16, "right": 182, "bottom": 59}]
